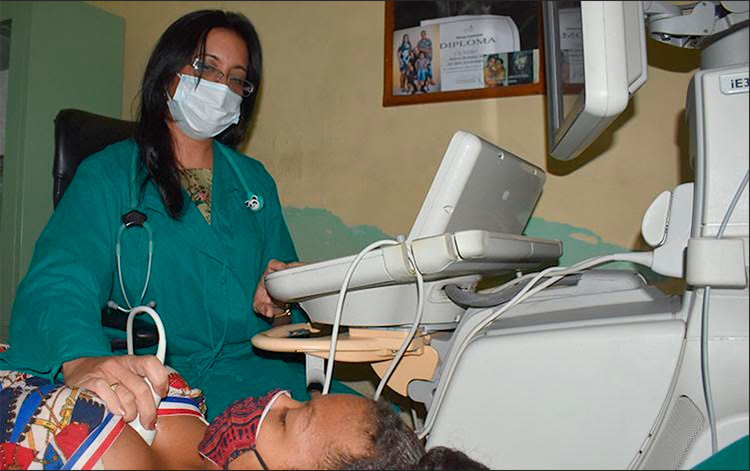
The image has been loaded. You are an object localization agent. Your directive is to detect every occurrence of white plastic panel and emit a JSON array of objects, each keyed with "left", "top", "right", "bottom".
[
  {"left": 264, "top": 247, "right": 403, "bottom": 301},
  {"left": 549, "top": 1, "right": 641, "bottom": 161},
  {"left": 451, "top": 230, "right": 562, "bottom": 262},
  {"left": 686, "top": 238, "right": 748, "bottom": 288},
  {"left": 409, "top": 130, "right": 546, "bottom": 240},
  {"left": 298, "top": 275, "right": 481, "bottom": 327},
  {"left": 427, "top": 319, "right": 685, "bottom": 469},
  {"left": 695, "top": 65, "right": 749, "bottom": 240},
  {"left": 265, "top": 231, "right": 561, "bottom": 303},
  {"left": 649, "top": 289, "right": 750, "bottom": 469},
  {"left": 624, "top": 0, "right": 648, "bottom": 93}
]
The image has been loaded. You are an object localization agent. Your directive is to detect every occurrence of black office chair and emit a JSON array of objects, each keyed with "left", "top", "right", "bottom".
[{"left": 53, "top": 109, "right": 158, "bottom": 351}]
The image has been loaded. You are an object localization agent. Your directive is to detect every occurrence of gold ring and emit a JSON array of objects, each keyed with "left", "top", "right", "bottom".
[
  {"left": 273, "top": 307, "right": 292, "bottom": 318},
  {"left": 110, "top": 382, "right": 120, "bottom": 392}
]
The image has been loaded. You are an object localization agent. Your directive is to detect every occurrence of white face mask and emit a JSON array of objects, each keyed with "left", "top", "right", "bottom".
[{"left": 167, "top": 74, "right": 242, "bottom": 140}]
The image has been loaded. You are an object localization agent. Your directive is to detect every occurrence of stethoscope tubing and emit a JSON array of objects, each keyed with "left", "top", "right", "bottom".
[
  {"left": 115, "top": 222, "right": 154, "bottom": 310},
  {"left": 112, "top": 144, "right": 262, "bottom": 311}
]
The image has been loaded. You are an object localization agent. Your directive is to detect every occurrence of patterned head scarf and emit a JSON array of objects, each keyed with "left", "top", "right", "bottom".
[{"left": 198, "top": 389, "right": 290, "bottom": 469}]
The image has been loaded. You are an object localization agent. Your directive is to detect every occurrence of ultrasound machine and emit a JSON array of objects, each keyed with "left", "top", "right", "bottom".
[{"left": 252, "top": 2, "right": 749, "bottom": 468}]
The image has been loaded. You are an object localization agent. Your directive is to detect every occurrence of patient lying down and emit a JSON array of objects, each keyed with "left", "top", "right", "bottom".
[{"left": 0, "top": 368, "right": 487, "bottom": 470}]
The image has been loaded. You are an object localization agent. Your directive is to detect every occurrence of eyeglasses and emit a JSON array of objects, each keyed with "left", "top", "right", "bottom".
[{"left": 191, "top": 57, "right": 255, "bottom": 97}]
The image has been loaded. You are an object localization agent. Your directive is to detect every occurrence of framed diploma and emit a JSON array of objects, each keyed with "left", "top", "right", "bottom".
[{"left": 384, "top": 1, "right": 545, "bottom": 107}]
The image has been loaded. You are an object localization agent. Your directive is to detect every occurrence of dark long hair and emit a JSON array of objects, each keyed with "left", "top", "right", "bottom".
[
  {"left": 135, "top": 10, "right": 262, "bottom": 218},
  {"left": 326, "top": 401, "right": 489, "bottom": 470}
]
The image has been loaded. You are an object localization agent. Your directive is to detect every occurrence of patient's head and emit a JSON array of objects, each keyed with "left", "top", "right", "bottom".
[{"left": 203, "top": 391, "right": 488, "bottom": 470}]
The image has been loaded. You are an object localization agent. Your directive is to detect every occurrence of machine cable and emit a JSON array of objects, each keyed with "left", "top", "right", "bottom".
[
  {"left": 444, "top": 274, "right": 582, "bottom": 309},
  {"left": 322, "top": 237, "right": 428, "bottom": 398},
  {"left": 416, "top": 250, "right": 655, "bottom": 440},
  {"left": 701, "top": 168, "right": 749, "bottom": 454},
  {"left": 373, "top": 245, "right": 426, "bottom": 401}
]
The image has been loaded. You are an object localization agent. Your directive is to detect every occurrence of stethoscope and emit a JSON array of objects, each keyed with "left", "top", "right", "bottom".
[{"left": 107, "top": 144, "right": 264, "bottom": 314}]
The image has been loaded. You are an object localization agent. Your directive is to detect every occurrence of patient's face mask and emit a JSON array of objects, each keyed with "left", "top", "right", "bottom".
[
  {"left": 167, "top": 73, "right": 242, "bottom": 140},
  {"left": 198, "top": 389, "right": 289, "bottom": 470}
]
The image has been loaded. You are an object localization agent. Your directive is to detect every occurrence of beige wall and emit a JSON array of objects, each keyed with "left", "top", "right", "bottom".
[{"left": 89, "top": 1, "right": 700, "bottom": 250}]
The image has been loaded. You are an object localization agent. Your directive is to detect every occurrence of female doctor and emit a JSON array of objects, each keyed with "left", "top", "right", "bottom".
[{"left": 0, "top": 10, "right": 324, "bottom": 431}]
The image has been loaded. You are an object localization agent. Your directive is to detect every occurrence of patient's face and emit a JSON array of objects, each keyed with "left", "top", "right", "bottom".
[{"left": 227, "top": 393, "right": 374, "bottom": 470}]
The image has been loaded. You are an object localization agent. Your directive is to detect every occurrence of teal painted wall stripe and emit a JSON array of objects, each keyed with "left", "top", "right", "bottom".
[{"left": 283, "top": 206, "right": 391, "bottom": 262}]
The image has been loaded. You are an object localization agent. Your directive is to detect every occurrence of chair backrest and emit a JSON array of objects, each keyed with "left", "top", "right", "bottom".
[{"left": 53, "top": 109, "right": 136, "bottom": 208}]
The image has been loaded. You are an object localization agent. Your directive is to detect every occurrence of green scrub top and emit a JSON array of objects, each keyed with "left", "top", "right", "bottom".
[{"left": 0, "top": 138, "right": 346, "bottom": 420}]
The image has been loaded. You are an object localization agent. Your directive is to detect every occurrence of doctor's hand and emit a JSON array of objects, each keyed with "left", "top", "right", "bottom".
[
  {"left": 253, "top": 259, "right": 304, "bottom": 319},
  {"left": 62, "top": 355, "right": 169, "bottom": 431}
]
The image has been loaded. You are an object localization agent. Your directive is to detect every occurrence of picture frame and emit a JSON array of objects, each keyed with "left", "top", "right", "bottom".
[{"left": 383, "top": 1, "right": 545, "bottom": 107}]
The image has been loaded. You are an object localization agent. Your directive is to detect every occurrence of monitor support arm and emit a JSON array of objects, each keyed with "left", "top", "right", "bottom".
[{"left": 643, "top": 1, "right": 748, "bottom": 49}]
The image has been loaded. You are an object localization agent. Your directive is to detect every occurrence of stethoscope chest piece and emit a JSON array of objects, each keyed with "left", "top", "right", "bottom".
[
  {"left": 245, "top": 194, "right": 264, "bottom": 212},
  {"left": 122, "top": 209, "right": 148, "bottom": 228},
  {"left": 114, "top": 145, "right": 264, "bottom": 313}
]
